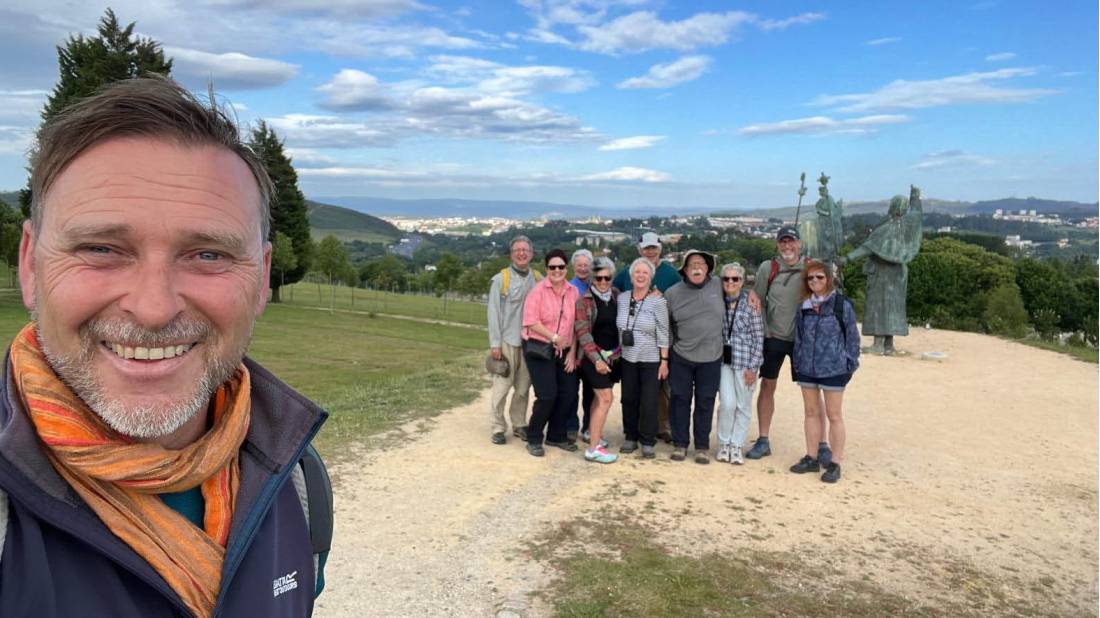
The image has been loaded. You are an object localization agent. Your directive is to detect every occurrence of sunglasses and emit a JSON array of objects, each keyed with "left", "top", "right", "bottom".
[
  {"left": 547, "top": 264, "right": 567, "bottom": 270},
  {"left": 593, "top": 275, "right": 612, "bottom": 282},
  {"left": 721, "top": 276, "right": 742, "bottom": 282},
  {"left": 807, "top": 274, "right": 827, "bottom": 281}
]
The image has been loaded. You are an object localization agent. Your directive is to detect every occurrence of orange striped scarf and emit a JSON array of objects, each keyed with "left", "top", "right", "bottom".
[{"left": 10, "top": 323, "right": 251, "bottom": 618}]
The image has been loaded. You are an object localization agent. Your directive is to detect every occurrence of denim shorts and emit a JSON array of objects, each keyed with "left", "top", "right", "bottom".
[{"left": 796, "top": 373, "right": 852, "bottom": 392}]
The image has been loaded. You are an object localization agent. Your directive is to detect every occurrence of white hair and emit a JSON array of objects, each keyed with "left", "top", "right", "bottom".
[
  {"left": 592, "top": 256, "right": 615, "bottom": 274},
  {"left": 571, "top": 249, "right": 593, "bottom": 265},
  {"left": 629, "top": 257, "right": 655, "bottom": 277},
  {"left": 720, "top": 262, "right": 745, "bottom": 278}
]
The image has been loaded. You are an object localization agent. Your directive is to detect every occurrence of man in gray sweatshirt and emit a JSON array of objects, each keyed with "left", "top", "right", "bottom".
[
  {"left": 487, "top": 236, "right": 541, "bottom": 444},
  {"left": 664, "top": 250, "right": 725, "bottom": 463},
  {"left": 746, "top": 226, "right": 826, "bottom": 462}
]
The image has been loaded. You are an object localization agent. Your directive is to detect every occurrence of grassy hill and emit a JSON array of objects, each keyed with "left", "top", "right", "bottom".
[{"left": 307, "top": 199, "right": 402, "bottom": 244}]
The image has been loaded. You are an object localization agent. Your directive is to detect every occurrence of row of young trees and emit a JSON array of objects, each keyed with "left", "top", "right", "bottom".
[{"left": 12, "top": 9, "right": 313, "bottom": 303}]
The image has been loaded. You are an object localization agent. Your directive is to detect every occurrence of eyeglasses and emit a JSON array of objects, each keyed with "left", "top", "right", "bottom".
[
  {"left": 593, "top": 275, "right": 612, "bottom": 282},
  {"left": 807, "top": 274, "right": 827, "bottom": 281},
  {"left": 721, "top": 276, "right": 742, "bottom": 282},
  {"left": 547, "top": 264, "right": 567, "bottom": 270}
]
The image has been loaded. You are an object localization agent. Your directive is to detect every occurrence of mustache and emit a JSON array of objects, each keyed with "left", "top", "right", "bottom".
[{"left": 82, "top": 316, "right": 211, "bottom": 346}]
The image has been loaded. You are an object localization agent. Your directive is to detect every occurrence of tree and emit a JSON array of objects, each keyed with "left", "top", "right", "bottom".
[
  {"left": 270, "top": 231, "right": 298, "bottom": 296},
  {"left": 314, "top": 235, "right": 349, "bottom": 313},
  {"left": 433, "top": 253, "right": 465, "bottom": 313},
  {"left": 43, "top": 9, "right": 173, "bottom": 120},
  {"left": 360, "top": 255, "right": 409, "bottom": 292},
  {"left": 982, "top": 284, "right": 1029, "bottom": 338},
  {"left": 249, "top": 121, "right": 312, "bottom": 302},
  {"left": 23, "top": 8, "right": 173, "bottom": 219}
]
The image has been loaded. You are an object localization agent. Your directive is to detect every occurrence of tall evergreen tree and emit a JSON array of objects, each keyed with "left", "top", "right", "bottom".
[
  {"left": 249, "top": 121, "right": 312, "bottom": 302},
  {"left": 22, "top": 8, "right": 173, "bottom": 219},
  {"left": 43, "top": 8, "right": 173, "bottom": 120}
]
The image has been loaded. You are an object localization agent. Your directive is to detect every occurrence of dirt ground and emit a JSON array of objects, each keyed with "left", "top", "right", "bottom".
[{"left": 317, "top": 327, "right": 1099, "bottom": 617}]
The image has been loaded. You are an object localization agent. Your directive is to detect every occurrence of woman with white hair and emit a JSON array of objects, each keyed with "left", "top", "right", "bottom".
[
  {"left": 715, "top": 262, "right": 764, "bottom": 464},
  {"left": 615, "top": 257, "right": 669, "bottom": 459}
]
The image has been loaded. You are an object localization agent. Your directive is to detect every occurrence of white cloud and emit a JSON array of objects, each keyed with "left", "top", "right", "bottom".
[
  {"left": 0, "top": 89, "right": 47, "bottom": 124},
  {"left": 285, "top": 148, "right": 340, "bottom": 168},
  {"left": 912, "top": 149, "right": 995, "bottom": 170},
  {"left": 266, "top": 114, "right": 397, "bottom": 148},
  {"left": 478, "top": 65, "right": 597, "bottom": 95},
  {"left": 866, "top": 36, "right": 900, "bottom": 46},
  {"left": 813, "top": 68, "right": 1057, "bottom": 112},
  {"left": 579, "top": 166, "right": 670, "bottom": 182},
  {"left": 617, "top": 55, "right": 710, "bottom": 89},
  {"left": 0, "top": 125, "right": 34, "bottom": 155},
  {"left": 755, "top": 12, "right": 825, "bottom": 31},
  {"left": 576, "top": 10, "right": 754, "bottom": 53},
  {"left": 317, "top": 69, "right": 397, "bottom": 111},
  {"left": 598, "top": 135, "right": 665, "bottom": 151},
  {"left": 309, "top": 23, "right": 484, "bottom": 58},
  {"left": 738, "top": 114, "right": 911, "bottom": 136},
  {"left": 165, "top": 46, "right": 298, "bottom": 90},
  {"left": 198, "top": 0, "right": 427, "bottom": 17},
  {"left": 985, "top": 52, "right": 1016, "bottom": 62}
]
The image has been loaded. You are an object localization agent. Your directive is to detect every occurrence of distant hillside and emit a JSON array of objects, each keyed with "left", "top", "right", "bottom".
[
  {"left": 307, "top": 200, "right": 402, "bottom": 244},
  {"left": 731, "top": 198, "right": 972, "bottom": 220},
  {"left": 0, "top": 191, "right": 18, "bottom": 209},
  {"left": 312, "top": 195, "right": 715, "bottom": 220},
  {"left": 969, "top": 197, "right": 1098, "bottom": 216}
]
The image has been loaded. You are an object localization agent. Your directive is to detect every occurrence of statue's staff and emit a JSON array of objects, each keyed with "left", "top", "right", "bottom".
[{"left": 793, "top": 172, "right": 807, "bottom": 225}]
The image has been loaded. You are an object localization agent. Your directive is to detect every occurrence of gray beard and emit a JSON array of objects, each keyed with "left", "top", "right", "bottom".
[{"left": 34, "top": 315, "right": 244, "bottom": 439}]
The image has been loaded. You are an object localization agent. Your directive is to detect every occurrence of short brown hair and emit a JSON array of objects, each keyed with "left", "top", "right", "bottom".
[
  {"left": 29, "top": 75, "right": 272, "bottom": 240},
  {"left": 800, "top": 259, "right": 835, "bottom": 301}
]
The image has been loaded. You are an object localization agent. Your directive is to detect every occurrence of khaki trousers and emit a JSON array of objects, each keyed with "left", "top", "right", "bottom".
[{"left": 489, "top": 342, "right": 531, "bottom": 434}]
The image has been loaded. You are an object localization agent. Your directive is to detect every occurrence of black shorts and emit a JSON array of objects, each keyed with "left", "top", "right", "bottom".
[
  {"left": 580, "top": 358, "right": 620, "bottom": 390},
  {"left": 759, "top": 337, "right": 796, "bottom": 381}
]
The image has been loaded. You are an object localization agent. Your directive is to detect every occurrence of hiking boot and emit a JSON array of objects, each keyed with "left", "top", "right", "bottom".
[
  {"left": 817, "top": 443, "right": 833, "bottom": 468},
  {"left": 585, "top": 446, "right": 618, "bottom": 464},
  {"left": 620, "top": 440, "right": 638, "bottom": 454},
  {"left": 670, "top": 447, "right": 687, "bottom": 461},
  {"left": 513, "top": 426, "right": 529, "bottom": 442},
  {"left": 745, "top": 437, "right": 771, "bottom": 459},
  {"left": 716, "top": 444, "right": 731, "bottom": 463},
  {"left": 789, "top": 455, "right": 820, "bottom": 474},
  {"left": 731, "top": 446, "right": 744, "bottom": 465},
  {"left": 821, "top": 462, "right": 842, "bottom": 483},
  {"left": 546, "top": 439, "right": 578, "bottom": 452},
  {"left": 641, "top": 444, "right": 656, "bottom": 459},
  {"left": 490, "top": 432, "right": 506, "bottom": 445},
  {"left": 526, "top": 443, "right": 545, "bottom": 457},
  {"left": 694, "top": 450, "right": 710, "bottom": 465},
  {"left": 566, "top": 430, "right": 578, "bottom": 443}
]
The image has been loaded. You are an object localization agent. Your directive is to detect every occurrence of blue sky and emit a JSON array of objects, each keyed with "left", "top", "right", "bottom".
[{"left": 1, "top": 0, "right": 1096, "bottom": 211}]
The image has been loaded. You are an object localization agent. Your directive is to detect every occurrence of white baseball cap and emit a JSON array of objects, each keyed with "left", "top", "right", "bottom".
[{"left": 638, "top": 232, "right": 661, "bottom": 248}]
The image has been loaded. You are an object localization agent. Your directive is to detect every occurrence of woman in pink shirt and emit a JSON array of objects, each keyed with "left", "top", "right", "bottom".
[{"left": 522, "top": 249, "right": 581, "bottom": 456}]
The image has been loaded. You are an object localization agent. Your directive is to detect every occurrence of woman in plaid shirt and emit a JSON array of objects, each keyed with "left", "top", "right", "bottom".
[{"left": 715, "top": 262, "right": 764, "bottom": 464}]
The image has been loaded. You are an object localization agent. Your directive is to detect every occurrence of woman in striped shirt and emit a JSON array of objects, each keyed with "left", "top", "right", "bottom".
[{"left": 616, "top": 258, "right": 670, "bottom": 459}]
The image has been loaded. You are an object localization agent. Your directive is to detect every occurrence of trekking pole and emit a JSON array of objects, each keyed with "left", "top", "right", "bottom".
[{"left": 793, "top": 172, "right": 807, "bottom": 225}]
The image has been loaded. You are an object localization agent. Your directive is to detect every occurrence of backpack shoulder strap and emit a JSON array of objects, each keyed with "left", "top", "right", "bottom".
[
  {"left": 766, "top": 258, "right": 779, "bottom": 295},
  {"left": 533, "top": 270, "right": 543, "bottom": 281},
  {"left": 0, "top": 488, "right": 7, "bottom": 566},
  {"left": 832, "top": 293, "right": 848, "bottom": 343},
  {"left": 499, "top": 268, "right": 510, "bottom": 296},
  {"left": 291, "top": 444, "right": 333, "bottom": 596}
]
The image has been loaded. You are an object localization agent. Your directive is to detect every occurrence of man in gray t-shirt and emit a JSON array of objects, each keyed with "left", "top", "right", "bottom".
[
  {"left": 745, "top": 226, "right": 827, "bottom": 462},
  {"left": 664, "top": 250, "right": 725, "bottom": 463}
]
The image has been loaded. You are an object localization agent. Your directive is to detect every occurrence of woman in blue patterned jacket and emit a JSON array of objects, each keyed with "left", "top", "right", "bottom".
[{"left": 790, "top": 260, "right": 860, "bottom": 483}]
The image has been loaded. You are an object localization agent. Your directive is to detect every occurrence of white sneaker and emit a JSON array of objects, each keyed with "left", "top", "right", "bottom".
[
  {"left": 731, "top": 446, "right": 744, "bottom": 465},
  {"left": 716, "top": 444, "right": 731, "bottom": 463}
]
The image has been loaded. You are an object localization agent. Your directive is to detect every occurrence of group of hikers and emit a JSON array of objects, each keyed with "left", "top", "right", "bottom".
[{"left": 487, "top": 228, "right": 860, "bottom": 484}]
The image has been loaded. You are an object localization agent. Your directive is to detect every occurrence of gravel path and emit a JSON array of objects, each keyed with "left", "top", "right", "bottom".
[{"left": 317, "top": 327, "right": 1098, "bottom": 617}]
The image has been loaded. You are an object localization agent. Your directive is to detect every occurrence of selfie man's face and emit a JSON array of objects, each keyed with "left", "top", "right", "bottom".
[{"left": 20, "top": 137, "right": 271, "bottom": 438}]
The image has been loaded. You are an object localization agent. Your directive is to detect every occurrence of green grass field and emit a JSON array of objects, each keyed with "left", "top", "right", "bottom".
[
  {"left": 0, "top": 289, "right": 490, "bottom": 460},
  {"left": 278, "top": 281, "right": 487, "bottom": 326}
]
